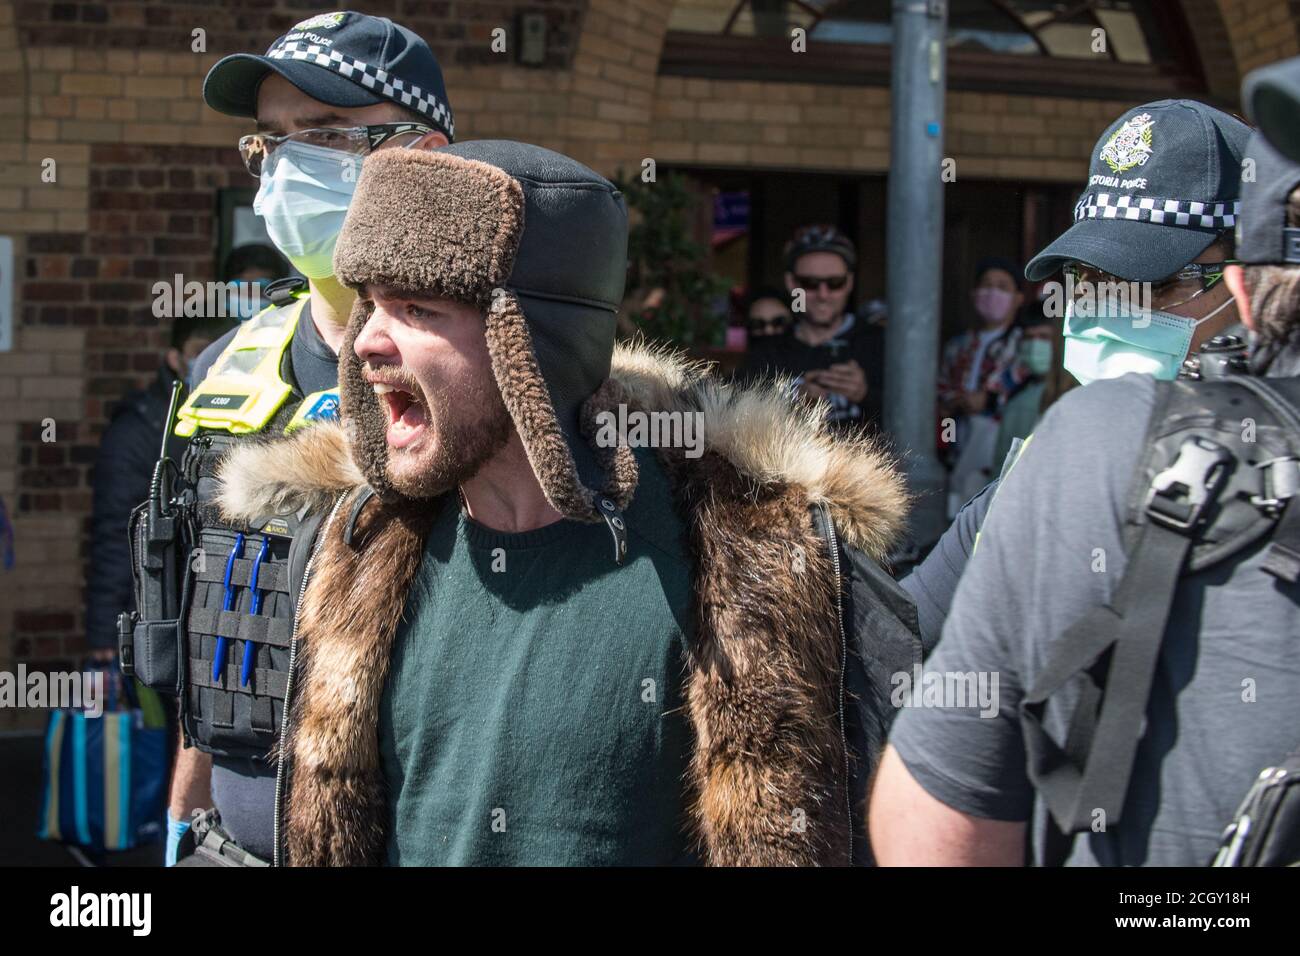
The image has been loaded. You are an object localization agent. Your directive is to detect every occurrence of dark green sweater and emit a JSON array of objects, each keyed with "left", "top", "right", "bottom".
[{"left": 377, "top": 450, "right": 696, "bottom": 865}]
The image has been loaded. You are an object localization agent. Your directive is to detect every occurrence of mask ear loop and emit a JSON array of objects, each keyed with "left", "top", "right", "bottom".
[{"left": 1188, "top": 292, "right": 1237, "bottom": 328}]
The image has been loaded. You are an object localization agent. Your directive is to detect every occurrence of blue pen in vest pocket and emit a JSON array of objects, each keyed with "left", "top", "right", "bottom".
[
  {"left": 213, "top": 533, "right": 245, "bottom": 682},
  {"left": 241, "top": 536, "right": 271, "bottom": 687}
]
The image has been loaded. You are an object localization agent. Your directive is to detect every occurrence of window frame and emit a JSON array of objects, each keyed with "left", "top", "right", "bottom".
[{"left": 658, "top": 2, "right": 1207, "bottom": 99}]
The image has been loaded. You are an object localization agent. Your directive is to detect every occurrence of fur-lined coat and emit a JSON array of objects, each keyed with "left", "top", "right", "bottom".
[{"left": 217, "top": 342, "right": 919, "bottom": 867}]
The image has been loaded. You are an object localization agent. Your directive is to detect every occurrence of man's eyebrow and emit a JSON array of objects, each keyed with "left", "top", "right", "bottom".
[{"left": 255, "top": 112, "right": 351, "bottom": 133}]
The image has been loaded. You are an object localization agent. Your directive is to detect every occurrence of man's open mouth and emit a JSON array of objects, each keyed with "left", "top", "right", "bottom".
[{"left": 372, "top": 380, "right": 430, "bottom": 450}]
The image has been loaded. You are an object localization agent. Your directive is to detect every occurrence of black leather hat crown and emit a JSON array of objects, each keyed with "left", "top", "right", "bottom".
[{"left": 333, "top": 142, "right": 638, "bottom": 526}]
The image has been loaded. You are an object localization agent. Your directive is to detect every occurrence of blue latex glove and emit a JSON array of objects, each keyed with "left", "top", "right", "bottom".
[{"left": 165, "top": 811, "right": 190, "bottom": 867}]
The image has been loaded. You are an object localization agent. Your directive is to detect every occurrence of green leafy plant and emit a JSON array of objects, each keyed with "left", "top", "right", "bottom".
[{"left": 614, "top": 170, "right": 730, "bottom": 347}]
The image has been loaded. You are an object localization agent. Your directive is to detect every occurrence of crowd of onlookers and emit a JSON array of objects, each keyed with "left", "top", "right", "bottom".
[{"left": 734, "top": 223, "right": 1069, "bottom": 515}]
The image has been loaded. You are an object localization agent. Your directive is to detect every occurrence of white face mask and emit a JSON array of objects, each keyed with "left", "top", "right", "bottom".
[
  {"left": 253, "top": 140, "right": 360, "bottom": 279},
  {"left": 1062, "top": 294, "right": 1235, "bottom": 386}
]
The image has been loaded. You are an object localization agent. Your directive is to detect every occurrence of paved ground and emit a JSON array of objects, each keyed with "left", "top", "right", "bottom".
[{"left": 0, "top": 733, "right": 162, "bottom": 867}]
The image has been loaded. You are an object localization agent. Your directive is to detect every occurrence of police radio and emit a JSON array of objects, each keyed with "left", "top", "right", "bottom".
[{"left": 119, "top": 379, "right": 191, "bottom": 692}]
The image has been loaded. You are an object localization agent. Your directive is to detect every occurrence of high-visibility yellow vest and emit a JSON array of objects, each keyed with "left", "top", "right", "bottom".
[{"left": 174, "top": 295, "right": 339, "bottom": 437}]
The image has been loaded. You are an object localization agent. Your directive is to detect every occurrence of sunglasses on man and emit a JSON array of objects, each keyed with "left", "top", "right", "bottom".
[{"left": 793, "top": 273, "right": 851, "bottom": 292}]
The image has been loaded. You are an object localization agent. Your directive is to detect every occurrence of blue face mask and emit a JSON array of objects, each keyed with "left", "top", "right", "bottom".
[
  {"left": 1062, "top": 295, "right": 1234, "bottom": 386},
  {"left": 253, "top": 140, "right": 360, "bottom": 279}
]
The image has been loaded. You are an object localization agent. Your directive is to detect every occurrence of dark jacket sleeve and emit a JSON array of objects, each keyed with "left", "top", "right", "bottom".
[
  {"left": 899, "top": 477, "right": 1000, "bottom": 656},
  {"left": 839, "top": 535, "right": 925, "bottom": 864},
  {"left": 852, "top": 321, "right": 886, "bottom": 430},
  {"left": 84, "top": 401, "right": 162, "bottom": 649}
]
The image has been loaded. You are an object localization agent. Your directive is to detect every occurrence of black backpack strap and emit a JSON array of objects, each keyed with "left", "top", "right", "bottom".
[
  {"left": 1022, "top": 384, "right": 1237, "bottom": 864},
  {"left": 1022, "top": 443, "right": 1222, "bottom": 856},
  {"left": 1024, "top": 375, "right": 1300, "bottom": 865}
]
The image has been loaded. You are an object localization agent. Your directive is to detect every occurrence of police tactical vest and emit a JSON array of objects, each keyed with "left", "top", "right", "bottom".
[{"left": 175, "top": 295, "right": 339, "bottom": 761}]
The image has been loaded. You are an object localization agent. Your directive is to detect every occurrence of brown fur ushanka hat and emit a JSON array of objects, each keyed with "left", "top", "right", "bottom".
[{"left": 332, "top": 143, "right": 637, "bottom": 553}]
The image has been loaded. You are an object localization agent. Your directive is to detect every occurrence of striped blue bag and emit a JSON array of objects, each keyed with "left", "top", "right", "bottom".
[{"left": 36, "top": 664, "right": 168, "bottom": 852}]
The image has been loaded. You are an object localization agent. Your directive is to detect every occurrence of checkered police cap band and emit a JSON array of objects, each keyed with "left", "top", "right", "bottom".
[
  {"left": 1074, "top": 192, "right": 1239, "bottom": 230},
  {"left": 269, "top": 40, "right": 455, "bottom": 139}
]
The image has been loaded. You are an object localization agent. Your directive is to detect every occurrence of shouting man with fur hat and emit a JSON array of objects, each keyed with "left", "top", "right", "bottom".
[{"left": 215, "top": 140, "right": 917, "bottom": 866}]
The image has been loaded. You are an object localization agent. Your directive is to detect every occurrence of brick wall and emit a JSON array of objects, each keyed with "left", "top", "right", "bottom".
[
  {"left": 1219, "top": 0, "right": 1300, "bottom": 74},
  {"left": 1, "top": 0, "right": 1298, "bottom": 731},
  {"left": 12, "top": 1, "right": 587, "bottom": 69},
  {"left": 650, "top": 77, "right": 1139, "bottom": 184}
]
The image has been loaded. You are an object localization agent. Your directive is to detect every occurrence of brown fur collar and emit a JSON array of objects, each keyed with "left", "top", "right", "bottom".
[{"left": 216, "top": 341, "right": 908, "bottom": 866}]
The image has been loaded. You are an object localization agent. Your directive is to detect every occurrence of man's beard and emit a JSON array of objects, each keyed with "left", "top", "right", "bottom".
[{"left": 350, "top": 360, "right": 514, "bottom": 501}]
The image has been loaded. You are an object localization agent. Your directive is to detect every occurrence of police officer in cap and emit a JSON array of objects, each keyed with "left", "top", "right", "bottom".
[
  {"left": 901, "top": 99, "right": 1253, "bottom": 648},
  {"left": 162, "top": 10, "right": 453, "bottom": 866},
  {"left": 872, "top": 107, "right": 1300, "bottom": 865}
]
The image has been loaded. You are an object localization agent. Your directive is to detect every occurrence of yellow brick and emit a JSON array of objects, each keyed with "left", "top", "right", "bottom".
[
  {"left": 167, "top": 100, "right": 202, "bottom": 123},
  {"left": 107, "top": 99, "right": 139, "bottom": 121},
  {"left": 124, "top": 76, "right": 185, "bottom": 99},
  {"left": 122, "top": 123, "right": 183, "bottom": 144},
  {"left": 699, "top": 100, "right": 750, "bottom": 121},
  {"left": 655, "top": 76, "right": 686, "bottom": 98},
  {"left": 651, "top": 140, "right": 698, "bottom": 162},
  {"left": 752, "top": 103, "right": 794, "bottom": 124},
  {"left": 34, "top": 95, "right": 73, "bottom": 119},
  {"left": 106, "top": 50, "right": 138, "bottom": 74},
  {"left": 138, "top": 52, "right": 168, "bottom": 75},
  {"left": 74, "top": 97, "right": 107, "bottom": 121},
  {"left": 804, "top": 105, "right": 847, "bottom": 125},
  {"left": 595, "top": 99, "right": 645, "bottom": 124},
  {"left": 29, "top": 71, "right": 58, "bottom": 95},
  {"left": 655, "top": 98, "right": 696, "bottom": 120},
  {"left": 25, "top": 143, "right": 90, "bottom": 164},
  {"left": 1, "top": 209, "right": 53, "bottom": 232},
  {"left": 698, "top": 143, "right": 749, "bottom": 164},
  {"left": 75, "top": 49, "right": 106, "bottom": 72},
  {"left": 51, "top": 354, "right": 84, "bottom": 376},
  {"left": 61, "top": 73, "right": 121, "bottom": 96},
  {"left": 28, "top": 119, "right": 58, "bottom": 141},
  {"left": 56, "top": 210, "right": 88, "bottom": 232},
  {"left": 20, "top": 376, "right": 83, "bottom": 400},
  {"left": 683, "top": 78, "right": 712, "bottom": 100},
  {"left": 69, "top": 120, "right": 123, "bottom": 142},
  {"left": 26, "top": 187, "right": 87, "bottom": 211},
  {"left": 849, "top": 149, "right": 889, "bottom": 171},
  {"left": 43, "top": 47, "right": 75, "bottom": 71},
  {"left": 565, "top": 117, "right": 623, "bottom": 140}
]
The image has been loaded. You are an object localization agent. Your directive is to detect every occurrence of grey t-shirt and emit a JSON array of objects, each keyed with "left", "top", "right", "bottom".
[
  {"left": 889, "top": 372, "right": 1300, "bottom": 866},
  {"left": 188, "top": 298, "right": 339, "bottom": 860}
]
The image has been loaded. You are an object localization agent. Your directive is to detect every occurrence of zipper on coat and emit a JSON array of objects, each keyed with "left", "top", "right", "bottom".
[
  {"left": 273, "top": 490, "right": 348, "bottom": 867},
  {"left": 817, "top": 501, "right": 853, "bottom": 865}
]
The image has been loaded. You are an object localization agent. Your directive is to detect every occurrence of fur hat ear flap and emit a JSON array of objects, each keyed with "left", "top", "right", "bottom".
[
  {"left": 338, "top": 297, "right": 406, "bottom": 503},
  {"left": 485, "top": 288, "right": 638, "bottom": 521}
]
